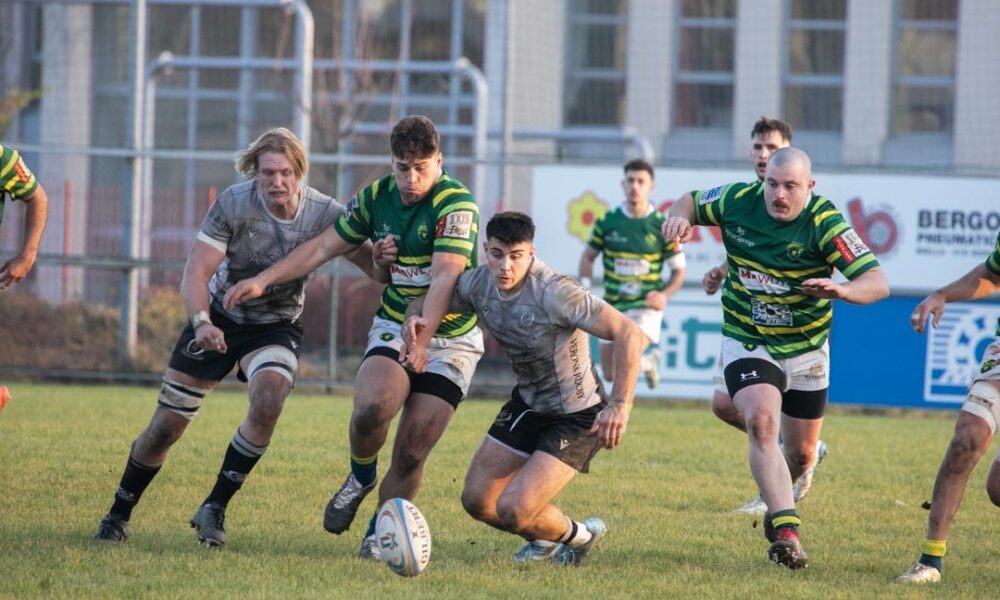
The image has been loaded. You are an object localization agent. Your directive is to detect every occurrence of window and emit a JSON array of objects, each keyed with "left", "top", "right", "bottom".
[
  {"left": 783, "top": 0, "right": 846, "bottom": 131},
  {"left": 893, "top": 0, "right": 959, "bottom": 133},
  {"left": 564, "top": 0, "right": 627, "bottom": 127},
  {"left": 673, "top": 0, "right": 736, "bottom": 128}
]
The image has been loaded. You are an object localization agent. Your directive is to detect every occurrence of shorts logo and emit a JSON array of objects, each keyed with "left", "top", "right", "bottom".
[
  {"left": 380, "top": 332, "right": 395, "bottom": 342},
  {"left": 450, "top": 356, "right": 467, "bottom": 371},
  {"left": 493, "top": 410, "right": 512, "bottom": 427},
  {"left": 832, "top": 230, "right": 871, "bottom": 264},
  {"left": 559, "top": 438, "right": 570, "bottom": 450},
  {"left": 806, "top": 362, "right": 827, "bottom": 380},
  {"left": 740, "top": 371, "right": 759, "bottom": 382},
  {"left": 743, "top": 343, "right": 757, "bottom": 351},
  {"left": 982, "top": 359, "right": 998, "bottom": 374},
  {"left": 786, "top": 242, "right": 804, "bottom": 260},
  {"left": 183, "top": 339, "right": 207, "bottom": 360}
]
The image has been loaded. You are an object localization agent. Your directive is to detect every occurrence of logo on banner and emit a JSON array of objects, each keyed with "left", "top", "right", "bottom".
[
  {"left": 566, "top": 191, "right": 608, "bottom": 242},
  {"left": 846, "top": 198, "right": 901, "bottom": 259},
  {"left": 924, "top": 303, "right": 1000, "bottom": 403}
]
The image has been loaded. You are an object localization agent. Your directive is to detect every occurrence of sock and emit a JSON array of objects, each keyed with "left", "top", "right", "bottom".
[
  {"left": 351, "top": 453, "right": 378, "bottom": 487},
  {"left": 770, "top": 508, "right": 801, "bottom": 534},
  {"left": 919, "top": 539, "right": 946, "bottom": 572},
  {"left": 204, "top": 428, "right": 267, "bottom": 507},
  {"left": 558, "top": 517, "right": 593, "bottom": 548},
  {"left": 108, "top": 453, "right": 162, "bottom": 520}
]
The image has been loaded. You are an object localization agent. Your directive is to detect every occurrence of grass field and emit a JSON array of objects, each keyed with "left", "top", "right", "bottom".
[{"left": 2, "top": 383, "right": 999, "bottom": 599}]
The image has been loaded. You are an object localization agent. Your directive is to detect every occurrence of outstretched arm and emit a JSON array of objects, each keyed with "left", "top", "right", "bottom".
[
  {"left": 0, "top": 185, "right": 48, "bottom": 288},
  {"left": 662, "top": 192, "right": 696, "bottom": 243},
  {"left": 801, "top": 267, "right": 889, "bottom": 305},
  {"left": 224, "top": 226, "right": 358, "bottom": 308},
  {"left": 911, "top": 263, "right": 1000, "bottom": 334}
]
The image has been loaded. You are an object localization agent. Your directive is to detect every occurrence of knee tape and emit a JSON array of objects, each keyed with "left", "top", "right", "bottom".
[
  {"left": 962, "top": 381, "right": 1000, "bottom": 434},
  {"left": 158, "top": 377, "right": 211, "bottom": 420},
  {"left": 246, "top": 346, "right": 298, "bottom": 385}
]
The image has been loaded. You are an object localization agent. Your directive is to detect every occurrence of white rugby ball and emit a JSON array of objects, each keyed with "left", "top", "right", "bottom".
[{"left": 375, "top": 498, "right": 432, "bottom": 577}]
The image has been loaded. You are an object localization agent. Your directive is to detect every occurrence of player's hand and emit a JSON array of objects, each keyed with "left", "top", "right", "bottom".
[
  {"left": 910, "top": 293, "right": 946, "bottom": 334},
  {"left": 645, "top": 290, "right": 667, "bottom": 311},
  {"left": 591, "top": 402, "right": 630, "bottom": 449},
  {"left": 800, "top": 278, "right": 846, "bottom": 300},
  {"left": 0, "top": 251, "right": 37, "bottom": 288},
  {"left": 661, "top": 217, "right": 693, "bottom": 244},
  {"left": 223, "top": 276, "right": 267, "bottom": 310},
  {"left": 399, "top": 315, "right": 429, "bottom": 373},
  {"left": 702, "top": 265, "right": 726, "bottom": 295},
  {"left": 194, "top": 323, "right": 228, "bottom": 354},
  {"left": 373, "top": 236, "right": 398, "bottom": 269}
]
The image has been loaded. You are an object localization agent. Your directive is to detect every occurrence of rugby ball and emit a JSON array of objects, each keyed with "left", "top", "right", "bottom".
[{"left": 375, "top": 498, "right": 432, "bottom": 577}]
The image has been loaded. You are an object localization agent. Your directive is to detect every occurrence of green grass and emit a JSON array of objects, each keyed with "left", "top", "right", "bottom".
[{"left": 1, "top": 383, "right": 998, "bottom": 599}]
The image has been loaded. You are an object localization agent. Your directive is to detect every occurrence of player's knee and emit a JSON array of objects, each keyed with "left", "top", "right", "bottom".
[
  {"left": 784, "top": 445, "right": 814, "bottom": 471},
  {"left": 461, "top": 489, "right": 490, "bottom": 522},
  {"left": 745, "top": 411, "right": 779, "bottom": 443},
  {"left": 495, "top": 499, "right": 529, "bottom": 535},
  {"left": 353, "top": 402, "right": 390, "bottom": 439},
  {"left": 143, "top": 420, "right": 184, "bottom": 453},
  {"left": 248, "top": 378, "right": 288, "bottom": 427},
  {"left": 391, "top": 448, "right": 424, "bottom": 480}
]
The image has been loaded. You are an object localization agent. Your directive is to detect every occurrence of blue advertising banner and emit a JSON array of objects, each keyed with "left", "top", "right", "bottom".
[{"left": 830, "top": 296, "right": 1000, "bottom": 409}]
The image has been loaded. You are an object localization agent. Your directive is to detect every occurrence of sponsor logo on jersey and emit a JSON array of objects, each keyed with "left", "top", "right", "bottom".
[
  {"left": 724, "top": 225, "right": 756, "bottom": 247},
  {"left": 750, "top": 298, "right": 793, "bottom": 327},
  {"left": 437, "top": 211, "right": 474, "bottom": 239},
  {"left": 832, "top": 230, "right": 871, "bottom": 264},
  {"left": 613, "top": 257, "right": 651, "bottom": 277},
  {"left": 13, "top": 157, "right": 32, "bottom": 183},
  {"left": 699, "top": 185, "right": 724, "bottom": 205},
  {"left": 786, "top": 242, "right": 804, "bottom": 260},
  {"left": 390, "top": 263, "right": 432, "bottom": 287},
  {"left": 738, "top": 267, "right": 790, "bottom": 294}
]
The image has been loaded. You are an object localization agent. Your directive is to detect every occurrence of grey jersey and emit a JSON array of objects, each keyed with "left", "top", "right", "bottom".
[
  {"left": 196, "top": 181, "right": 342, "bottom": 324},
  {"left": 456, "top": 258, "right": 607, "bottom": 414}
]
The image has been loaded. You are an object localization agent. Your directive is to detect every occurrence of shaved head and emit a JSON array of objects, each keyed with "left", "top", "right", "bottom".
[{"left": 768, "top": 147, "right": 812, "bottom": 179}]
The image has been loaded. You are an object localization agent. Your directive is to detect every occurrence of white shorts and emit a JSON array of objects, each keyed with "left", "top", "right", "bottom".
[
  {"left": 599, "top": 308, "right": 663, "bottom": 345},
  {"left": 720, "top": 337, "right": 830, "bottom": 393},
  {"left": 712, "top": 352, "right": 727, "bottom": 395},
  {"left": 365, "top": 317, "right": 484, "bottom": 397},
  {"left": 963, "top": 339, "right": 1000, "bottom": 435}
]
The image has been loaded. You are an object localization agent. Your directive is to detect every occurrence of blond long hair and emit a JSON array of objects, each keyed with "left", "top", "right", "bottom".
[{"left": 235, "top": 127, "right": 308, "bottom": 179}]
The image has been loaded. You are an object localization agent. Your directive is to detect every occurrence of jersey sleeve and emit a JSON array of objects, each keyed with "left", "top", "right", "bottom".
[
  {"left": 986, "top": 230, "right": 1000, "bottom": 277},
  {"left": 586, "top": 214, "right": 606, "bottom": 252},
  {"left": 195, "top": 187, "right": 235, "bottom": 252},
  {"left": 692, "top": 182, "right": 745, "bottom": 227},
  {"left": 432, "top": 187, "right": 479, "bottom": 258},
  {"left": 544, "top": 276, "right": 606, "bottom": 330},
  {"left": 814, "top": 199, "right": 880, "bottom": 279},
  {"left": 0, "top": 146, "right": 39, "bottom": 201},
  {"left": 453, "top": 269, "right": 478, "bottom": 313},
  {"left": 334, "top": 178, "right": 383, "bottom": 244}
]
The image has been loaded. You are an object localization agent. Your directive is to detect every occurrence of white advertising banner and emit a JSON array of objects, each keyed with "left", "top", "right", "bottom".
[{"left": 531, "top": 165, "right": 1000, "bottom": 293}]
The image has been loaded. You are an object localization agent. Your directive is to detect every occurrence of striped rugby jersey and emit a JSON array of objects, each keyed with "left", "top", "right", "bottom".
[
  {"left": 693, "top": 181, "right": 880, "bottom": 359},
  {"left": 587, "top": 204, "right": 685, "bottom": 311},
  {"left": 335, "top": 171, "right": 478, "bottom": 337},
  {"left": 0, "top": 145, "right": 39, "bottom": 226}
]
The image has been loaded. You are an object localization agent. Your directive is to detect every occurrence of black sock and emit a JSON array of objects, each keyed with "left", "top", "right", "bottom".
[
  {"left": 108, "top": 454, "right": 161, "bottom": 520},
  {"left": 204, "top": 429, "right": 267, "bottom": 507}
]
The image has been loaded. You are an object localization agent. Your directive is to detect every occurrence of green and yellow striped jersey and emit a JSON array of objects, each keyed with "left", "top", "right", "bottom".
[
  {"left": 0, "top": 145, "right": 39, "bottom": 226},
  {"left": 693, "top": 181, "right": 880, "bottom": 359},
  {"left": 587, "top": 204, "right": 684, "bottom": 311},
  {"left": 335, "top": 172, "right": 478, "bottom": 337},
  {"left": 987, "top": 229, "right": 1000, "bottom": 336}
]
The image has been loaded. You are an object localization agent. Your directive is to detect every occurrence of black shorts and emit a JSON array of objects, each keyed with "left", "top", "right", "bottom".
[
  {"left": 486, "top": 389, "right": 604, "bottom": 473},
  {"left": 167, "top": 308, "right": 303, "bottom": 382}
]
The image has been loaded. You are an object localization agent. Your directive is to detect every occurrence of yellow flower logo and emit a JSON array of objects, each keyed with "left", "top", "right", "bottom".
[{"left": 567, "top": 191, "right": 608, "bottom": 242}]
